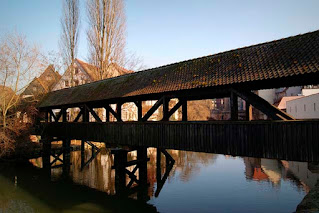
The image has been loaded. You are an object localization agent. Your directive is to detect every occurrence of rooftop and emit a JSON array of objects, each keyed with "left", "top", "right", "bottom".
[{"left": 39, "top": 30, "right": 319, "bottom": 109}]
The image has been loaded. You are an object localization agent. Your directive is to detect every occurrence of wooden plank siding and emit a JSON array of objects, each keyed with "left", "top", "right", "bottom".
[{"left": 39, "top": 120, "right": 319, "bottom": 162}]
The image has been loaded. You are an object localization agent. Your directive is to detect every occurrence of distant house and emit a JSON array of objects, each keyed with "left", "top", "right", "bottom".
[
  {"left": 52, "top": 59, "right": 132, "bottom": 91},
  {"left": 52, "top": 59, "right": 138, "bottom": 121},
  {"left": 22, "top": 65, "right": 61, "bottom": 100}
]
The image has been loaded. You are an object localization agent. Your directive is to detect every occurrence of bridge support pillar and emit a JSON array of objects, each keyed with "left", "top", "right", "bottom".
[
  {"left": 41, "top": 137, "right": 52, "bottom": 177},
  {"left": 137, "top": 147, "right": 148, "bottom": 185},
  {"left": 62, "top": 139, "right": 71, "bottom": 177},
  {"left": 112, "top": 148, "right": 128, "bottom": 193}
]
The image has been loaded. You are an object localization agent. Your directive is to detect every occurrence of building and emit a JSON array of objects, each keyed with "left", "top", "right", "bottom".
[
  {"left": 22, "top": 65, "right": 61, "bottom": 100},
  {"left": 276, "top": 96, "right": 303, "bottom": 112},
  {"left": 286, "top": 93, "right": 319, "bottom": 119}
]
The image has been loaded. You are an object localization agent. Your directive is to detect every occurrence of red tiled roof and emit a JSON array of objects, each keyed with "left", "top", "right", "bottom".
[
  {"left": 75, "top": 59, "right": 133, "bottom": 81},
  {"left": 39, "top": 30, "right": 319, "bottom": 108}
]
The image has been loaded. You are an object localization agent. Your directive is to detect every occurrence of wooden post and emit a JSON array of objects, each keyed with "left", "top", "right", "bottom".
[
  {"left": 83, "top": 106, "right": 89, "bottom": 122},
  {"left": 246, "top": 101, "right": 253, "bottom": 121},
  {"left": 162, "top": 97, "right": 169, "bottom": 121},
  {"left": 136, "top": 101, "right": 142, "bottom": 121},
  {"left": 230, "top": 90, "right": 238, "bottom": 121},
  {"left": 62, "top": 108, "right": 67, "bottom": 122},
  {"left": 45, "top": 110, "right": 49, "bottom": 122},
  {"left": 105, "top": 106, "right": 110, "bottom": 122},
  {"left": 137, "top": 147, "right": 148, "bottom": 186},
  {"left": 116, "top": 103, "right": 122, "bottom": 122},
  {"left": 112, "top": 149, "right": 128, "bottom": 193},
  {"left": 62, "top": 139, "right": 71, "bottom": 178},
  {"left": 182, "top": 99, "right": 188, "bottom": 121},
  {"left": 41, "top": 137, "right": 52, "bottom": 177}
]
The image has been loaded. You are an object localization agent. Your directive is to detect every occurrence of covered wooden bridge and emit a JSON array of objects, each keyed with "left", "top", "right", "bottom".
[
  {"left": 39, "top": 30, "right": 319, "bottom": 122},
  {"left": 37, "top": 30, "right": 319, "bottom": 162}
]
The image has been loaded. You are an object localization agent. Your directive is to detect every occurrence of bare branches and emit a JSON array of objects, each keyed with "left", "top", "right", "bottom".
[
  {"left": 86, "top": 0, "right": 126, "bottom": 80},
  {"left": 60, "top": 0, "right": 80, "bottom": 86},
  {"left": 0, "top": 31, "right": 41, "bottom": 128}
]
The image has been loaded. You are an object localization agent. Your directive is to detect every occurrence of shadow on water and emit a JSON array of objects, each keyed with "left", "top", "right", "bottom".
[{"left": 0, "top": 142, "right": 319, "bottom": 212}]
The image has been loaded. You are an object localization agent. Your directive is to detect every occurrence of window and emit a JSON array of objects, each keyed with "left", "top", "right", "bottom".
[
  {"left": 33, "top": 87, "right": 37, "bottom": 92},
  {"left": 74, "top": 80, "right": 79, "bottom": 86},
  {"left": 295, "top": 106, "right": 297, "bottom": 113},
  {"left": 75, "top": 68, "right": 79, "bottom": 75},
  {"left": 304, "top": 104, "right": 306, "bottom": 111},
  {"left": 290, "top": 107, "right": 291, "bottom": 112},
  {"left": 46, "top": 76, "right": 52, "bottom": 81},
  {"left": 315, "top": 103, "right": 317, "bottom": 111},
  {"left": 65, "top": 81, "right": 69, "bottom": 87}
]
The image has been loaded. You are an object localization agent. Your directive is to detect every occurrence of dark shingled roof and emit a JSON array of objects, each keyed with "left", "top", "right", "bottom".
[{"left": 39, "top": 30, "right": 319, "bottom": 109}]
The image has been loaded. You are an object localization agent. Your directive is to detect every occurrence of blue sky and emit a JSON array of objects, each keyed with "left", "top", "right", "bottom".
[{"left": 1, "top": 0, "right": 319, "bottom": 69}]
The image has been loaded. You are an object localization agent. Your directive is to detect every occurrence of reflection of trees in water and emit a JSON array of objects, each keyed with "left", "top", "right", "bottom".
[
  {"left": 169, "top": 150, "right": 217, "bottom": 182},
  {"left": 147, "top": 148, "right": 217, "bottom": 184},
  {"left": 71, "top": 147, "right": 116, "bottom": 195},
  {"left": 50, "top": 147, "right": 218, "bottom": 198}
]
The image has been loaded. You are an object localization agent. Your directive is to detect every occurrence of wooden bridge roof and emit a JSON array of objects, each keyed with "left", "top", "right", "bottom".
[{"left": 39, "top": 30, "right": 319, "bottom": 109}]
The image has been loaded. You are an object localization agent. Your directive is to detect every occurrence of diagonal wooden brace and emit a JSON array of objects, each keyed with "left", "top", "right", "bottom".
[{"left": 231, "top": 88, "right": 295, "bottom": 120}]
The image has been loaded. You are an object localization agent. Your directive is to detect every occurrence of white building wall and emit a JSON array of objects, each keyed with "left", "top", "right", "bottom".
[
  {"left": 286, "top": 93, "right": 319, "bottom": 119},
  {"left": 302, "top": 89, "right": 319, "bottom": 96}
]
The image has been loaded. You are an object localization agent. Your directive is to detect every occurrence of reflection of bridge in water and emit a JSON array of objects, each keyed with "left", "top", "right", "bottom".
[{"left": 1, "top": 146, "right": 318, "bottom": 212}]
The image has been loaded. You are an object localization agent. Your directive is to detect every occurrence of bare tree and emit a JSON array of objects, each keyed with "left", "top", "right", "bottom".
[
  {"left": 87, "top": 0, "right": 126, "bottom": 80},
  {"left": 60, "top": 0, "right": 80, "bottom": 86},
  {"left": 0, "top": 32, "right": 41, "bottom": 156}
]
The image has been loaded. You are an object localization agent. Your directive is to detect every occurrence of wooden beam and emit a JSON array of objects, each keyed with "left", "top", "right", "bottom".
[
  {"left": 62, "top": 108, "right": 67, "bottom": 122},
  {"left": 182, "top": 99, "right": 187, "bottom": 121},
  {"left": 82, "top": 106, "right": 89, "bottom": 122},
  {"left": 166, "top": 99, "right": 184, "bottom": 120},
  {"left": 105, "top": 106, "right": 110, "bottom": 122},
  {"left": 49, "top": 110, "right": 57, "bottom": 122},
  {"left": 141, "top": 97, "right": 164, "bottom": 122},
  {"left": 135, "top": 101, "right": 142, "bottom": 121},
  {"left": 116, "top": 103, "right": 122, "bottom": 122},
  {"left": 162, "top": 97, "right": 170, "bottom": 121},
  {"left": 232, "top": 88, "right": 294, "bottom": 120},
  {"left": 230, "top": 90, "right": 238, "bottom": 121},
  {"left": 73, "top": 109, "right": 83, "bottom": 122},
  {"left": 84, "top": 105, "right": 102, "bottom": 123},
  {"left": 245, "top": 102, "right": 253, "bottom": 121},
  {"left": 105, "top": 104, "right": 122, "bottom": 122}
]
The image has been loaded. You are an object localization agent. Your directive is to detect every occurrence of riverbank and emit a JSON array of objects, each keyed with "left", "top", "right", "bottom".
[{"left": 297, "top": 181, "right": 319, "bottom": 212}]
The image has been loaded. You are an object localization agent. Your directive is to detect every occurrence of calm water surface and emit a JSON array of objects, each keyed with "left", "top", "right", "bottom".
[{"left": 0, "top": 145, "right": 317, "bottom": 213}]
